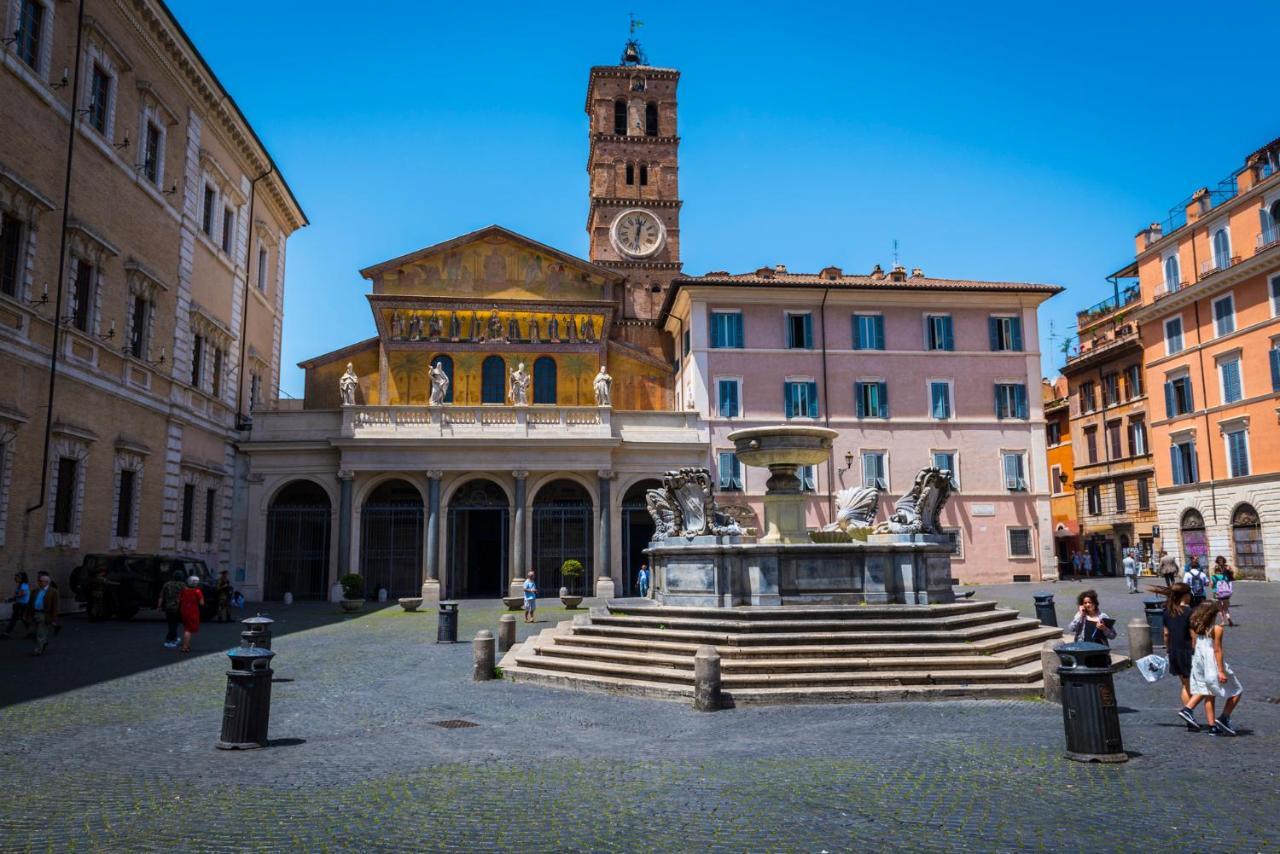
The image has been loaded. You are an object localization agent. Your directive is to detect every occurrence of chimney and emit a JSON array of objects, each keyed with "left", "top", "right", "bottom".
[
  {"left": 1137, "top": 222, "right": 1163, "bottom": 252},
  {"left": 1187, "top": 187, "right": 1210, "bottom": 223},
  {"left": 820, "top": 266, "right": 842, "bottom": 280},
  {"left": 889, "top": 264, "right": 907, "bottom": 282},
  {"left": 870, "top": 264, "right": 885, "bottom": 280},
  {"left": 755, "top": 266, "right": 775, "bottom": 279},
  {"left": 910, "top": 267, "right": 924, "bottom": 278},
  {"left": 774, "top": 264, "right": 787, "bottom": 274}
]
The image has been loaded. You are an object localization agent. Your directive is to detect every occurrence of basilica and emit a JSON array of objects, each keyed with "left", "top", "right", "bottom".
[{"left": 236, "top": 41, "right": 1058, "bottom": 603}]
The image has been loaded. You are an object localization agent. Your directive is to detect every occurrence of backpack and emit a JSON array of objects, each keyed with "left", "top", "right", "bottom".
[
  {"left": 1215, "top": 577, "right": 1233, "bottom": 598},
  {"left": 1188, "top": 571, "right": 1207, "bottom": 597}
]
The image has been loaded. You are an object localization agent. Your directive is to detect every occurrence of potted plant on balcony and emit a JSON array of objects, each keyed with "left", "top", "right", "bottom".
[
  {"left": 559, "top": 559, "right": 584, "bottom": 609},
  {"left": 339, "top": 573, "right": 365, "bottom": 613}
]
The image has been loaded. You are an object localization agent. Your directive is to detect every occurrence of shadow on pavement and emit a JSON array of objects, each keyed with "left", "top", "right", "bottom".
[{"left": 0, "top": 602, "right": 390, "bottom": 709}]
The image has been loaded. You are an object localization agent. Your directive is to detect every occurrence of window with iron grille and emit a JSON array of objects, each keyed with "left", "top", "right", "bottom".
[
  {"left": 115, "top": 469, "right": 135, "bottom": 538},
  {"left": 1008, "top": 527, "right": 1033, "bottom": 558}
]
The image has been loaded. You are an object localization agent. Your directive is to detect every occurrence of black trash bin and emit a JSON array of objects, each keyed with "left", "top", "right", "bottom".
[
  {"left": 216, "top": 646, "right": 275, "bottom": 750},
  {"left": 240, "top": 614, "right": 274, "bottom": 650},
  {"left": 1033, "top": 593, "right": 1057, "bottom": 627},
  {"left": 1143, "top": 598, "right": 1165, "bottom": 647},
  {"left": 437, "top": 601, "right": 459, "bottom": 644},
  {"left": 1055, "top": 641, "right": 1126, "bottom": 763}
]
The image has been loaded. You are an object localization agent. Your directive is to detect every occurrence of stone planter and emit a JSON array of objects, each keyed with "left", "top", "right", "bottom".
[
  {"left": 339, "top": 598, "right": 364, "bottom": 613},
  {"left": 560, "top": 596, "right": 583, "bottom": 610},
  {"left": 502, "top": 596, "right": 524, "bottom": 611},
  {"left": 398, "top": 597, "right": 423, "bottom": 612}
]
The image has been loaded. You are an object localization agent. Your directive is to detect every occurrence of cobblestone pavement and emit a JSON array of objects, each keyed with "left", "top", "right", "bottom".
[{"left": 1, "top": 579, "right": 1277, "bottom": 852}]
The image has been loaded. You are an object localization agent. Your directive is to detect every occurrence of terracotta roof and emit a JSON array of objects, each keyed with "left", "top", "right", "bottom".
[{"left": 672, "top": 269, "right": 1062, "bottom": 293}]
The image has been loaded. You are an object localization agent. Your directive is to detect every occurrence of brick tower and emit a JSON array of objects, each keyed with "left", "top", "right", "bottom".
[{"left": 585, "top": 38, "right": 681, "bottom": 323}]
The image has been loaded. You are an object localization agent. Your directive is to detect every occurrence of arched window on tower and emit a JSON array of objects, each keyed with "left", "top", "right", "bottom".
[
  {"left": 481, "top": 355, "right": 506, "bottom": 404},
  {"left": 533, "top": 357, "right": 557, "bottom": 404},
  {"left": 625, "top": 162, "right": 635, "bottom": 186},
  {"left": 639, "top": 164, "right": 648, "bottom": 186},
  {"left": 613, "top": 99, "right": 627, "bottom": 135},
  {"left": 645, "top": 101, "right": 658, "bottom": 136}
]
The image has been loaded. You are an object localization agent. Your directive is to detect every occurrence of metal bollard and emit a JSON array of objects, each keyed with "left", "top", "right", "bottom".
[
  {"left": 1127, "top": 618, "right": 1152, "bottom": 662},
  {"left": 1143, "top": 598, "right": 1165, "bottom": 647},
  {"left": 239, "top": 614, "right": 274, "bottom": 650},
  {"left": 1041, "top": 639, "right": 1064, "bottom": 704},
  {"left": 1055, "top": 642, "right": 1127, "bottom": 763},
  {"left": 497, "top": 614, "right": 516, "bottom": 653},
  {"left": 473, "top": 630, "right": 496, "bottom": 681},
  {"left": 437, "top": 601, "right": 459, "bottom": 644},
  {"left": 1033, "top": 593, "right": 1058, "bottom": 627},
  {"left": 216, "top": 646, "right": 275, "bottom": 750},
  {"left": 693, "top": 645, "right": 722, "bottom": 712}
]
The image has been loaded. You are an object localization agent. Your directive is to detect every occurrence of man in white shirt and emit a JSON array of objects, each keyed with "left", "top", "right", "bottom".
[{"left": 1122, "top": 551, "right": 1138, "bottom": 593}]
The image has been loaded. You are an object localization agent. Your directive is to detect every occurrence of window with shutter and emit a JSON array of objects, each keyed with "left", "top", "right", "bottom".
[
  {"left": 717, "top": 452, "right": 743, "bottom": 491},
  {"left": 1164, "top": 317, "right": 1183, "bottom": 354},
  {"left": 1002, "top": 452, "right": 1027, "bottom": 491},
  {"left": 988, "top": 316, "right": 1023, "bottom": 351},
  {"left": 853, "top": 314, "right": 884, "bottom": 350},
  {"left": 926, "top": 315, "right": 954, "bottom": 351},
  {"left": 861, "top": 452, "right": 887, "bottom": 490},
  {"left": 1225, "top": 429, "right": 1250, "bottom": 478},
  {"left": 786, "top": 313, "right": 812, "bottom": 349},
  {"left": 1212, "top": 295, "right": 1235, "bottom": 337},
  {"left": 929, "top": 382, "right": 951, "bottom": 419},
  {"left": 1220, "top": 358, "right": 1242, "bottom": 404},
  {"left": 717, "top": 379, "right": 740, "bottom": 417},
  {"left": 1271, "top": 347, "right": 1280, "bottom": 392}
]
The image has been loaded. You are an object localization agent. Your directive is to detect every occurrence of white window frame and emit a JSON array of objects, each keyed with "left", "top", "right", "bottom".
[
  {"left": 1162, "top": 251, "right": 1181, "bottom": 293},
  {"left": 9, "top": 0, "right": 55, "bottom": 78},
  {"left": 1163, "top": 315, "right": 1184, "bottom": 356},
  {"left": 931, "top": 449, "right": 959, "bottom": 490},
  {"left": 715, "top": 376, "right": 742, "bottom": 419},
  {"left": 924, "top": 313, "right": 953, "bottom": 351},
  {"left": 45, "top": 434, "right": 91, "bottom": 548},
  {"left": 1001, "top": 450, "right": 1029, "bottom": 492},
  {"left": 927, "top": 378, "right": 953, "bottom": 420},
  {"left": 109, "top": 451, "right": 145, "bottom": 551},
  {"left": 135, "top": 86, "right": 176, "bottom": 190},
  {"left": 1270, "top": 273, "right": 1280, "bottom": 318},
  {"left": 784, "top": 311, "right": 813, "bottom": 350},
  {"left": 1216, "top": 351, "right": 1244, "bottom": 405},
  {"left": 201, "top": 181, "right": 218, "bottom": 238},
  {"left": 1006, "top": 526, "right": 1035, "bottom": 560},
  {"left": 783, "top": 375, "right": 818, "bottom": 420},
  {"left": 855, "top": 377, "right": 888, "bottom": 420},
  {"left": 1171, "top": 437, "right": 1198, "bottom": 485},
  {"left": 1165, "top": 367, "right": 1193, "bottom": 417},
  {"left": 1210, "top": 224, "right": 1232, "bottom": 271},
  {"left": 1211, "top": 292, "right": 1236, "bottom": 338},
  {"left": 1128, "top": 417, "right": 1148, "bottom": 457},
  {"left": 861, "top": 449, "right": 889, "bottom": 491},
  {"left": 1221, "top": 426, "right": 1251, "bottom": 479},
  {"left": 717, "top": 450, "right": 744, "bottom": 492}
]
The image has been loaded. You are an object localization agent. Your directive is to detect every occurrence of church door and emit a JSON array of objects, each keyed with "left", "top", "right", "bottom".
[{"left": 360, "top": 479, "right": 424, "bottom": 598}]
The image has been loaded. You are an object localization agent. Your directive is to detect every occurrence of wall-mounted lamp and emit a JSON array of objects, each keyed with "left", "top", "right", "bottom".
[
  {"left": 52, "top": 68, "right": 69, "bottom": 89},
  {"left": 843, "top": 450, "right": 854, "bottom": 470},
  {"left": 26, "top": 282, "right": 49, "bottom": 307},
  {"left": 98, "top": 319, "right": 115, "bottom": 341},
  {"left": 114, "top": 133, "right": 130, "bottom": 150}
]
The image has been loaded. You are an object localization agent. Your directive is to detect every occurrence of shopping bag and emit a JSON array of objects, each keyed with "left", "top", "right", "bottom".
[{"left": 1136, "top": 654, "right": 1168, "bottom": 683}]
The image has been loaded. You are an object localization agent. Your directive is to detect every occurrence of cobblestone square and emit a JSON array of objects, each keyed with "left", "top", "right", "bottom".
[{"left": 1, "top": 578, "right": 1277, "bottom": 852}]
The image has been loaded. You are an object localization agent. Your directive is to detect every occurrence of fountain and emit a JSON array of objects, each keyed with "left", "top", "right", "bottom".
[{"left": 644, "top": 425, "right": 957, "bottom": 606}]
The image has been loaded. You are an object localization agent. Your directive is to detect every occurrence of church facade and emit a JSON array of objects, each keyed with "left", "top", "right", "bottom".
[{"left": 236, "top": 44, "right": 1060, "bottom": 602}]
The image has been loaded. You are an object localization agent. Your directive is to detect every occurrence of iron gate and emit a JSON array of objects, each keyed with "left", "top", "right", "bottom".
[
  {"left": 446, "top": 479, "right": 510, "bottom": 598},
  {"left": 264, "top": 505, "right": 331, "bottom": 600},
  {"left": 620, "top": 501, "right": 655, "bottom": 597},
  {"left": 532, "top": 502, "right": 593, "bottom": 596},
  {"left": 361, "top": 503, "right": 423, "bottom": 598}
]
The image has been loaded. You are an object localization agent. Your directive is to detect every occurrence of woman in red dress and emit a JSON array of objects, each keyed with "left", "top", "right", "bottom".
[{"left": 178, "top": 576, "right": 204, "bottom": 653}]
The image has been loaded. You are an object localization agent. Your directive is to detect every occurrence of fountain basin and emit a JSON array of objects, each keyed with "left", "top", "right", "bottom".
[{"left": 727, "top": 425, "right": 837, "bottom": 469}]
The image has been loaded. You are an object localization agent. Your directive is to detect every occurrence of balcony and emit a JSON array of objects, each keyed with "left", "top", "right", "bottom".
[
  {"left": 1076, "top": 284, "right": 1140, "bottom": 327},
  {"left": 1260, "top": 227, "right": 1280, "bottom": 253}
]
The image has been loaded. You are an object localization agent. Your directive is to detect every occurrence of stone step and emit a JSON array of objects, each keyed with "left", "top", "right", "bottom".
[
  {"left": 724, "top": 682, "right": 1046, "bottom": 706},
  {"left": 511, "top": 653, "right": 694, "bottom": 685},
  {"left": 589, "top": 608, "right": 1013, "bottom": 634},
  {"left": 504, "top": 663, "right": 695, "bottom": 701},
  {"left": 605, "top": 600, "right": 997, "bottom": 621},
  {"left": 718, "top": 661, "right": 1044, "bottom": 689}
]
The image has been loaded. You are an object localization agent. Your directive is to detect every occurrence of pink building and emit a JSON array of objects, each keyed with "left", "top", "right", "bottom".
[{"left": 663, "top": 264, "right": 1062, "bottom": 583}]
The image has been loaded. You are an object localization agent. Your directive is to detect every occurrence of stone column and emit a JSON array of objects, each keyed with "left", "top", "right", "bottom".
[
  {"left": 422, "top": 470, "right": 442, "bottom": 602},
  {"left": 335, "top": 470, "right": 354, "bottom": 602},
  {"left": 595, "top": 470, "right": 616, "bottom": 599},
  {"left": 509, "top": 471, "right": 528, "bottom": 598}
]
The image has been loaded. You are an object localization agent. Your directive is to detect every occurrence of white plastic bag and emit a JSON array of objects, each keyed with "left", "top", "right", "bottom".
[{"left": 1136, "top": 654, "right": 1168, "bottom": 683}]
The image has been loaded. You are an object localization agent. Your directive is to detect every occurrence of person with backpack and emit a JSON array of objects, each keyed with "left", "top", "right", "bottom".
[
  {"left": 1188, "top": 601, "right": 1243, "bottom": 736},
  {"left": 156, "top": 569, "right": 185, "bottom": 649},
  {"left": 1211, "top": 556, "right": 1236, "bottom": 627},
  {"left": 1184, "top": 557, "right": 1210, "bottom": 607}
]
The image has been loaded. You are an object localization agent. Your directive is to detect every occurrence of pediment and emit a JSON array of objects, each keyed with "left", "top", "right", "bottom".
[{"left": 360, "top": 225, "right": 620, "bottom": 303}]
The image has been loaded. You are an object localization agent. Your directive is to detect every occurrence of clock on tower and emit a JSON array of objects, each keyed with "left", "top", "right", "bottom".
[{"left": 585, "top": 40, "right": 681, "bottom": 321}]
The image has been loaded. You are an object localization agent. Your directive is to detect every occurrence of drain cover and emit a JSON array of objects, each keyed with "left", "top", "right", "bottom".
[{"left": 431, "top": 719, "right": 479, "bottom": 729}]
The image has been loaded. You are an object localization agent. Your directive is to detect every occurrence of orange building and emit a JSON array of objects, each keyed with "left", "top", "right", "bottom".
[
  {"left": 1122, "top": 137, "right": 1280, "bottom": 580},
  {"left": 1042, "top": 377, "right": 1078, "bottom": 575}
]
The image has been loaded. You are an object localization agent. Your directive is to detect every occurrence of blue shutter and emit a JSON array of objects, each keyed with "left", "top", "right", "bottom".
[
  {"left": 1223, "top": 361, "right": 1241, "bottom": 402},
  {"left": 1189, "top": 445, "right": 1198, "bottom": 482},
  {"left": 994, "top": 384, "right": 1004, "bottom": 418},
  {"left": 942, "top": 316, "right": 954, "bottom": 351},
  {"left": 784, "top": 383, "right": 794, "bottom": 419},
  {"left": 1271, "top": 348, "right": 1280, "bottom": 392},
  {"left": 1170, "top": 446, "right": 1182, "bottom": 485},
  {"left": 1164, "top": 381, "right": 1175, "bottom": 418},
  {"left": 877, "top": 382, "right": 889, "bottom": 418},
  {"left": 988, "top": 317, "right": 999, "bottom": 351},
  {"left": 803, "top": 314, "right": 813, "bottom": 349},
  {"left": 732, "top": 313, "right": 743, "bottom": 348},
  {"left": 1184, "top": 379, "right": 1194, "bottom": 412},
  {"left": 806, "top": 381, "right": 818, "bottom": 418},
  {"left": 1010, "top": 317, "right": 1023, "bottom": 351},
  {"left": 1015, "top": 384, "right": 1027, "bottom": 419},
  {"left": 854, "top": 383, "right": 865, "bottom": 418},
  {"left": 874, "top": 316, "right": 885, "bottom": 350},
  {"left": 851, "top": 316, "right": 861, "bottom": 349}
]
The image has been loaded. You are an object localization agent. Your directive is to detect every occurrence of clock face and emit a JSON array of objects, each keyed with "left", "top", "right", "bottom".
[{"left": 611, "top": 209, "right": 665, "bottom": 259}]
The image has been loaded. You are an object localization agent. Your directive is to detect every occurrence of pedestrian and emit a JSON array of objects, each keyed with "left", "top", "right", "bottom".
[
  {"left": 1082, "top": 551, "right": 1094, "bottom": 578},
  {"left": 87, "top": 566, "right": 113, "bottom": 622},
  {"left": 157, "top": 569, "right": 185, "bottom": 648},
  {"left": 1184, "top": 557, "right": 1210, "bottom": 607},
  {"left": 1158, "top": 550, "right": 1179, "bottom": 588},
  {"left": 215, "top": 570, "right": 233, "bottom": 623},
  {"left": 522, "top": 570, "right": 537, "bottom": 623},
  {"left": 1066, "top": 589, "right": 1117, "bottom": 646},
  {"left": 1161, "top": 583, "right": 1200, "bottom": 731},
  {"left": 1123, "top": 550, "right": 1138, "bottom": 594},
  {"left": 1, "top": 571, "right": 30, "bottom": 639},
  {"left": 1188, "top": 601, "right": 1244, "bottom": 736},
  {"left": 178, "top": 575, "right": 204, "bottom": 653},
  {"left": 636, "top": 563, "right": 650, "bottom": 598},
  {"left": 1211, "top": 557, "right": 1236, "bottom": 627},
  {"left": 1070, "top": 550, "right": 1083, "bottom": 581},
  {"left": 28, "top": 571, "right": 59, "bottom": 655}
]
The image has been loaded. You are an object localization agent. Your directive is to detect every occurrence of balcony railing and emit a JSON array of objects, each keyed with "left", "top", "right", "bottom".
[
  {"left": 1260, "top": 227, "right": 1280, "bottom": 253},
  {"left": 1076, "top": 284, "right": 1141, "bottom": 325}
]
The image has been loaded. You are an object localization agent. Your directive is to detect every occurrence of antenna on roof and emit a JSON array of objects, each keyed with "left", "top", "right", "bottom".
[{"left": 892, "top": 239, "right": 899, "bottom": 268}]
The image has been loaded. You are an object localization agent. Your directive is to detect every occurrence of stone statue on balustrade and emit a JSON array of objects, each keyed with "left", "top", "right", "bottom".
[
  {"left": 470, "top": 310, "right": 481, "bottom": 340},
  {"left": 428, "top": 312, "right": 443, "bottom": 340},
  {"left": 428, "top": 360, "right": 450, "bottom": 406},
  {"left": 508, "top": 315, "right": 521, "bottom": 341},
  {"left": 592, "top": 366, "right": 612, "bottom": 406},
  {"left": 645, "top": 467, "right": 745, "bottom": 542},
  {"left": 390, "top": 311, "right": 404, "bottom": 339},
  {"left": 872, "top": 467, "right": 954, "bottom": 535},
  {"left": 339, "top": 363, "right": 358, "bottom": 406},
  {"left": 547, "top": 315, "right": 559, "bottom": 341},
  {"left": 409, "top": 314, "right": 422, "bottom": 340},
  {"left": 448, "top": 311, "right": 461, "bottom": 340},
  {"left": 565, "top": 315, "right": 578, "bottom": 342},
  {"left": 580, "top": 317, "right": 596, "bottom": 342},
  {"left": 509, "top": 362, "right": 530, "bottom": 406},
  {"left": 528, "top": 315, "right": 541, "bottom": 343},
  {"left": 487, "top": 309, "right": 504, "bottom": 342}
]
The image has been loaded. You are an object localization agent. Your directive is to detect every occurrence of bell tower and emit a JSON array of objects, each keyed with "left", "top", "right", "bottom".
[{"left": 586, "top": 35, "right": 681, "bottom": 322}]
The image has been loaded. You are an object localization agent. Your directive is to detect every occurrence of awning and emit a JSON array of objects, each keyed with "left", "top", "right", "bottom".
[{"left": 1054, "top": 521, "right": 1080, "bottom": 538}]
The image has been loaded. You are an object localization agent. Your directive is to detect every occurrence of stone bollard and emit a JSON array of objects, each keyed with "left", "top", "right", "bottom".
[
  {"left": 1041, "top": 639, "right": 1063, "bottom": 704},
  {"left": 498, "top": 614, "right": 516, "bottom": 653},
  {"left": 473, "top": 630, "right": 496, "bottom": 682},
  {"left": 1127, "top": 617, "right": 1152, "bottom": 663},
  {"left": 693, "top": 645, "right": 722, "bottom": 712}
]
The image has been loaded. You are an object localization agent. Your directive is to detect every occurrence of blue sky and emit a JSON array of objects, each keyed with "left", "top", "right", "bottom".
[{"left": 169, "top": 0, "right": 1276, "bottom": 397}]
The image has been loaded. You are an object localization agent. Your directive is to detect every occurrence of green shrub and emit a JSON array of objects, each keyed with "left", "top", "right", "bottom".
[
  {"left": 340, "top": 573, "right": 365, "bottom": 599},
  {"left": 560, "top": 559, "right": 584, "bottom": 578}
]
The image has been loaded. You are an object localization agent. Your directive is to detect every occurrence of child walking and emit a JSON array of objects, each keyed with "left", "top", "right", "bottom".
[
  {"left": 522, "top": 571, "right": 537, "bottom": 623},
  {"left": 1188, "top": 602, "right": 1244, "bottom": 736},
  {"left": 1211, "top": 557, "right": 1236, "bottom": 627},
  {"left": 1161, "top": 583, "right": 1199, "bottom": 730}
]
